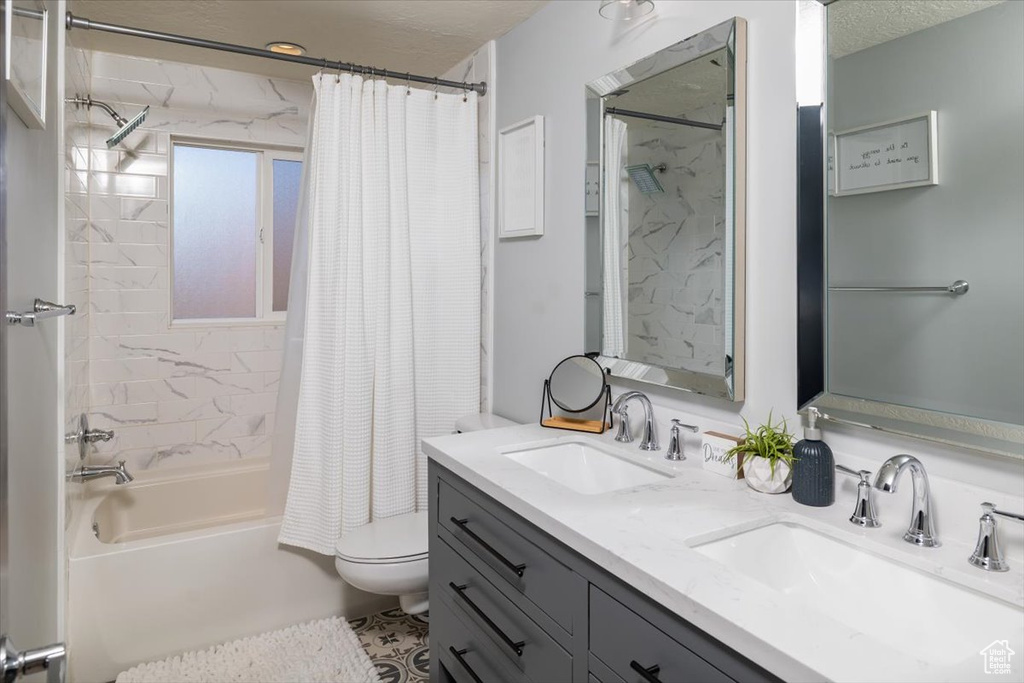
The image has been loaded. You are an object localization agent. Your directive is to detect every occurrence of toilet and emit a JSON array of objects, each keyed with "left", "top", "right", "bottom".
[{"left": 334, "top": 412, "right": 517, "bottom": 614}]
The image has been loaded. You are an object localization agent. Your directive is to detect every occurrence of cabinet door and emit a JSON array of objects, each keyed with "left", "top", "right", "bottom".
[{"left": 590, "top": 587, "right": 733, "bottom": 683}]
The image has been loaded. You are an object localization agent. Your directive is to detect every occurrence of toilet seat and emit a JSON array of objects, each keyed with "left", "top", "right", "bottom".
[{"left": 335, "top": 511, "right": 428, "bottom": 564}]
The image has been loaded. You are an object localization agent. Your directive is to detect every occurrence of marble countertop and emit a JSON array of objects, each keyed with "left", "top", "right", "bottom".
[{"left": 423, "top": 424, "right": 1024, "bottom": 683}]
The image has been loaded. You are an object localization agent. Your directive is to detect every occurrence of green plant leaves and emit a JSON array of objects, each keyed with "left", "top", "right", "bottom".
[{"left": 724, "top": 409, "right": 797, "bottom": 476}]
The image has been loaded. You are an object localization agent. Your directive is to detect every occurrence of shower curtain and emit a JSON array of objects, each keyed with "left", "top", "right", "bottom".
[
  {"left": 602, "top": 117, "right": 628, "bottom": 357},
  {"left": 271, "top": 74, "right": 481, "bottom": 556}
]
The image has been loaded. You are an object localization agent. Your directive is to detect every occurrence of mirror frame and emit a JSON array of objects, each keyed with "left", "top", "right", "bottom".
[
  {"left": 795, "top": 0, "right": 1024, "bottom": 458},
  {"left": 585, "top": 17, "right": 747, "bottom": 402}
]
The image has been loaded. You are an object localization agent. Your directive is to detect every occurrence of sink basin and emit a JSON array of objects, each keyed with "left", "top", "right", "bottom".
[
  {"left": 500, "top": 438, "right": 672, "bottom": 495},
  {"left": 694, "top": 523, "right": 1024, "bottom": 667}
]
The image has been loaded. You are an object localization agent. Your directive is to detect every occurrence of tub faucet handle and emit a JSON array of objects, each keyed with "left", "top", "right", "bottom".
[{"left": 83, "top": 428, "right": 114, "bottom": 443}]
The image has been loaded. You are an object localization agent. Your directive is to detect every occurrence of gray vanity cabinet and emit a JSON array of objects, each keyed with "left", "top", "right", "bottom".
[{"left": 429, "top": 462, "right": 779, "bottom": 683}]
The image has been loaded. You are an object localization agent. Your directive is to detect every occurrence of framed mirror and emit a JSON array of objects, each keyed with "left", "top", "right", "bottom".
[
  {"left": 585, "top": 18, "right": 747, "bottom": 401},
  {"left": 796, "top": 0, "right": 1024, "bottom": 457},
  {"left": 5, "top": 0, "right": 48, "bottom": 129}
]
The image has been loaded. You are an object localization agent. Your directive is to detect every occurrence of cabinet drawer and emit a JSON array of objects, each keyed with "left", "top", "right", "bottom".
[
  {"left": 435, "top": 597, "right": 525, "bottom": 683},
  {"left": 438, "top": 480, "right": 576, "bottom": 633},
  {"left": 590, "top": 587, "right": 732, "bottom": 683},
  {"left": 436, "top": 537, "right": 573, "bottom": 683}
]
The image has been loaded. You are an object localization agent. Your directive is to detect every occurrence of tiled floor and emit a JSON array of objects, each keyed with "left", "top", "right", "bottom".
[{"left": 349, "top": 608, "right": 430, "bottom": 683}]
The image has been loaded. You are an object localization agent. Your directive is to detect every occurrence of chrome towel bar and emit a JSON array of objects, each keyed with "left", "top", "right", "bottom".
[
  {"left": 829, "top": 279, "right": 968, "bottom": 295},
  {"left": 6, "top": 299, "right": 77, "bottom": 326}
]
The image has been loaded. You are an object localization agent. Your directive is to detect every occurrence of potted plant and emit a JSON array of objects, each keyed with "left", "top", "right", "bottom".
[{"left": 725, "top": 412, "right": 796, "bottom": 494}]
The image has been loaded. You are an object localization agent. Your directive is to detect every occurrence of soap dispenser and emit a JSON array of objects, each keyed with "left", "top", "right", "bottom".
[{"left": 792, "top": 407, "right": 835, "bottom": 507}]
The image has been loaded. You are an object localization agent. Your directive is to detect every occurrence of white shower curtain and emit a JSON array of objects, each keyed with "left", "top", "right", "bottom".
[
  {"left": 272, "top": 74, "right": 480, "bottom": 556},
  {"left": 602, "top": 117, "right": 628, "bottom": 357}
]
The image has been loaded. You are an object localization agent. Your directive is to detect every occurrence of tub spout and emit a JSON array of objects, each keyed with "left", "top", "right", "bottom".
[{"left": 69, "top": 460, "right": 133, "bottom": 485}]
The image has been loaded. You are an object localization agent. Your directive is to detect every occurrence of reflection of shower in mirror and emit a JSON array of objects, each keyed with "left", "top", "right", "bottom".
[{"left": 625, "top": 163, "right": 666, "bottom": 194}]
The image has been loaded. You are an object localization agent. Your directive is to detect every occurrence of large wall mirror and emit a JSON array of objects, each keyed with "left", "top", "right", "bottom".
[
  {"left": 797, "top": 0, "right": 1024, "bottom": 457},
  {"left": 585, "top": 18, "right": 747, "bottom": 401}
]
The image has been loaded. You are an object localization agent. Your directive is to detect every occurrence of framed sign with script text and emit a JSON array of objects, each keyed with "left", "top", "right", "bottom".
[{"left": 832, "top": 111, "right": 937, "bottom": 196}]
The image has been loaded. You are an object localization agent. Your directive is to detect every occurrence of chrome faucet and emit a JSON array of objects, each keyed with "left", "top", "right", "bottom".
[
  {"left": 69, "top": 460, "right": 133, "bottom": 485},
  {"left": 836, "top": 464, "right": 880, "bottom": 528},
  {"left": 665, "top": 419, "right": 699, "bottom": 461},
  {"left": 872, "top": 454, "right": 938, "bottom": 547},
  {"left": 611, "top": 391, "right": 659, "bottom": 451},
  {"left": 968, "top": 502, "right": 1024, "bottom": 572}
]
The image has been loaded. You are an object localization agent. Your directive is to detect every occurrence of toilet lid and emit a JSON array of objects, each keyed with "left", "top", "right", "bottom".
[{"left": 335, "top": 511, "right": 428, "bottom": 563}]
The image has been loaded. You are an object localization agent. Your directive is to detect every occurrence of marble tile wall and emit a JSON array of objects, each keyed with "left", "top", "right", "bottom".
[
  {"left": 65, "top": 44, "right": 92, "bottom": 522},
  {"left": 626, "top": 116, "right": 725, "bottom": 376},
  {"left": 443, "top": 42, "right": 495, "bottom": 413},
  {"left": 76, "top": 51, "right": 312, "bottom": 472}
]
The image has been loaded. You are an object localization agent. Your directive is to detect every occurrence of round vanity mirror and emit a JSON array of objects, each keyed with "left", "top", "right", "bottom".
[{"left": 548, "top": 355, "right": 608, "bottom": 413}]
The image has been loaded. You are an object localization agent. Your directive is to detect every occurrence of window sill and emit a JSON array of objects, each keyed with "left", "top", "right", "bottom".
[{"left": 170, "top": 316, "right": 286, "bottom": 330}]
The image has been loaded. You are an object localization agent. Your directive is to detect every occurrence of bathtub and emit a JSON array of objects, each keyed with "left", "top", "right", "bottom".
[{"left": 67, "top": 459, "right": 394, "bottom": 683}]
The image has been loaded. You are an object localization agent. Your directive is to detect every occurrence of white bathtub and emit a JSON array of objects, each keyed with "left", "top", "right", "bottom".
[{"left": 67, "top": 459, "right": 394, "bottom": 683}]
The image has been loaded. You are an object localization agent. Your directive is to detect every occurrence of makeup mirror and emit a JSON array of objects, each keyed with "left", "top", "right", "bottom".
[{"left": 540, "top": 354, "right": 612, "bottom": 434}]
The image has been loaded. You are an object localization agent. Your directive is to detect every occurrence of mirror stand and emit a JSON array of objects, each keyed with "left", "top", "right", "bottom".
[{"left": 539, "top": 381, "right": 612, "bottom": 434}]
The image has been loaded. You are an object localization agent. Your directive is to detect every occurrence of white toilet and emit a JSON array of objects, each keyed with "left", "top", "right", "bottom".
[{"left": 334, "top": 412, "right": 517, "bottom": 614}]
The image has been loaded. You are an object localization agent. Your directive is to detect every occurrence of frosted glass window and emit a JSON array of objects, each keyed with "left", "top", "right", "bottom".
[
  {"left": 272, "top": 159, "right": 301, "bottom": 312},
  {"left": 173, "top": 145, "right": 258, "bottom": 319}
]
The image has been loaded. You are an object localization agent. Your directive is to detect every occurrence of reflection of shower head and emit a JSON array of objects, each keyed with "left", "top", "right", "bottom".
[
  {"left": 625, "top": 163, "right": 666, "bottom": 194},
  {"left": 66, "top": 94, "right": 149, "bottom": 148}
]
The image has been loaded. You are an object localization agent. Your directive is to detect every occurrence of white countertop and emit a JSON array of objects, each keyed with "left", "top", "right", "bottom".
[{"left": 423, "top": 424, "right": 1024, "bottom": 683}]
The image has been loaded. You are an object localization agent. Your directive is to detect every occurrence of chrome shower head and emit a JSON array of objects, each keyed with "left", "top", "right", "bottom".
[
  {"left": 625, "top": 163, "right": 666, "bottom": 194},
  {"left": 65, "top": 94, "right": 149, "bottom": 148},
  {"left": 105, "top": 106, "right": 149, "bottom": 148}
]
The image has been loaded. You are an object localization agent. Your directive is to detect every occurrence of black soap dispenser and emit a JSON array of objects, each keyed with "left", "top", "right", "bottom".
[{"left": 792, "top": 407, "right": 835, "bottom": 507}]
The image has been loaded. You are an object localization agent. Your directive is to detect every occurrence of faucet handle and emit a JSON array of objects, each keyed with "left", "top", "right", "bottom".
[
  {"left": 670, "top": 419, "right": 699, "bottom": 433},
  {"left": 836, "top": 463, "right": 881, "bottom": 528},
  {"left": 614, "top": 405, "right": 633, "bottom": 443},
  {"left": 969, "top": 502, "right": 1023, "bottom": 572},
  {"left": 665, "top": 420, "right": 699, "bottom": 462}
]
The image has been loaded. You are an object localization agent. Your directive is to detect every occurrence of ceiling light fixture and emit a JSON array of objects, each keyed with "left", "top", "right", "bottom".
[
  {"left": 266, "top": 41, "right": 306, "bottom": 56},
  {"left": 599, "top": 0, "right": 655, "bottom": 21}
]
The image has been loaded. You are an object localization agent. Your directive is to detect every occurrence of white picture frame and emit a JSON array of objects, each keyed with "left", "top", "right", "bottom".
[
  {"left": 832, "top": 111, "right": 937, "bottom": 196},
  {"left": 5, "top": 0, "right": 48, "bottom": 130},
  {"left": 498, "top": 115, "right": 544, "bottom": 238}
]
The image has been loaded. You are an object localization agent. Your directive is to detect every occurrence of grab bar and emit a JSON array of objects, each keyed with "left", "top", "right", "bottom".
[
  {"left": 6, "top": 299, "right": 76, "bottom": 326},
  {"left": 828, "top": 279, "right": 968, "bottom": 295}
]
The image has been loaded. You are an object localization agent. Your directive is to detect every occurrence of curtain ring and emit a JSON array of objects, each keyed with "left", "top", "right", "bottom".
[
  {"left": 433, "top": 77, "right": 439, "bottom": 100},
  {"left": 335, "top": 60, "right": 344, "bottom": 83},
  {"left": 406, "top": 73, "right": 412, "bottom": 96},
  {"left": 463, "top": 85, "right": 468, "bottom": 103}
]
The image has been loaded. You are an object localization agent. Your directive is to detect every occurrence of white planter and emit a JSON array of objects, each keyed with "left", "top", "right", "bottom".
[{"left": 742, "top": 456, "right": 792, "bottom": 494}]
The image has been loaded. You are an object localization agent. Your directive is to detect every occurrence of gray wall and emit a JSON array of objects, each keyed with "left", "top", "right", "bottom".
[
  {"left": 491, "top": 0, "right": 1024, "bottom": 496},
  {"left": 494, "top": 0, "right": 799, "bottom": 427},
  {"left": 829, "top": 1, "right": 1024, "bottom": 425}
]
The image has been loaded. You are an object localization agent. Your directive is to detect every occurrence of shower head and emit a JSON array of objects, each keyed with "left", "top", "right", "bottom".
[
  {"left": 625, "top": 163, "right": 666, "bottom": 195},
  {"left": 105, "top": 106, "right": 149, "bottom": 148},
  {"left": 66, "top": 94, "right": 149, "bottom": 148}
]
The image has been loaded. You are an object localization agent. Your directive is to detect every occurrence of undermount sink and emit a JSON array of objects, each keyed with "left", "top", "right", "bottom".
[
  {"left": 694, "top": 523, "right": 1024, "bottom": 667},
  {"left": 500, "top": 438, "right": 672, "bottom": 495}
]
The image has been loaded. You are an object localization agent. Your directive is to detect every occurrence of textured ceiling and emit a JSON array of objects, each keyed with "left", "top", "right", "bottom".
[
  {"left": 829, "top": 0, "right": 1005, "bottom": 58},
  {"left": 68, "top": 0, "right": 546, "bottom": 81}
]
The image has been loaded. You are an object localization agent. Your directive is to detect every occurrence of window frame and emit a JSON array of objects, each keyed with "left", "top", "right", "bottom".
[{"left": 169, "top": 137, "right": 303, "bottom": 327}]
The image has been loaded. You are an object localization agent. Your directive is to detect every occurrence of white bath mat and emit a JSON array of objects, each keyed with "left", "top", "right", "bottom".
[{"left": 115, "top": 616, "right": 382, "bottom": 683}]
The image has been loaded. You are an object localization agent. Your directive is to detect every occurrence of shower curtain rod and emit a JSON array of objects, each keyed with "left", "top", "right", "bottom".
[
  {"left": 65, "top": 12, "right": 488, "bottom": 96},
  {"left": 605, "top": 106, "right": 721, "bottom": 131}
]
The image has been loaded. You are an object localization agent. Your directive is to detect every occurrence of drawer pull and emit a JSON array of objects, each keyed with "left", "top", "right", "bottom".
[
  {"left": 449, "top": 647, "right": 484, "bottom": 683},
  {"left": 449, "top": 582, "right": 526, "bottom": 657},
  {"left": 629, "top": 660, "right": 662, "bottom": 683},
  {"left": 450, "top": 517, "right": 527, "bottom": 578}
]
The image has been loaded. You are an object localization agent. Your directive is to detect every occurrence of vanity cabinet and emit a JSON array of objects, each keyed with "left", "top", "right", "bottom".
[{"left": 429, "top": 463, "right": 778, "bottom": 683}]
